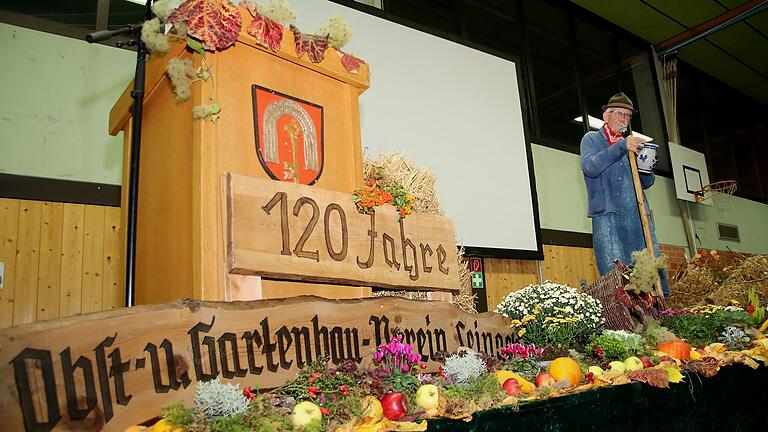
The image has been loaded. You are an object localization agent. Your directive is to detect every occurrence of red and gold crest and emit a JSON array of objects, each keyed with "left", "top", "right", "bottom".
[{"left": 252, "top": 85, "right": 324, "bottom": 185}]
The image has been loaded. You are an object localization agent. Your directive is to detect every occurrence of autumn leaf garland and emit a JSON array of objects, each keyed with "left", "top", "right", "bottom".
[{"left": 167, "top": 0, "right": 242, "bottom": 51}]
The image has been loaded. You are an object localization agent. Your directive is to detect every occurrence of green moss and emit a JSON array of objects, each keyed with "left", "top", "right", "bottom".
[
  {"left": 162, "top": 401, "right": 195, "bottom": 427},
  {"left": 443, "top": 374, "right": 504, "bottom": 408}
]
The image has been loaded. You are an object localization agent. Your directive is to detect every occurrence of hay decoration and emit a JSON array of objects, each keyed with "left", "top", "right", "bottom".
[
  {"left": 365, "top": 152, "right": 475, "bottom": 313},
  {"left": 364, "top": 152, "right": 443, "bottom": 216},
  {"left": 668, "top": 251, "right": 768, "bottom": 309}
]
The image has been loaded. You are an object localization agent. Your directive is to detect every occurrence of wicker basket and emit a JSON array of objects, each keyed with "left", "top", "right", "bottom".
[{"left": 584, "top": 262, "right": 661, "bottom": 331}]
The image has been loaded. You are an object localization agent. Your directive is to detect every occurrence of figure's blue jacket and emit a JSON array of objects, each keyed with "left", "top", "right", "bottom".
[{"left": 580, "top": 130, "right": 654, "bottom": 218}]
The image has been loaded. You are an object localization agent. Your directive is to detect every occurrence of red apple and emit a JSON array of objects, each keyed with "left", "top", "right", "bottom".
[
  {"left": 380, "top": 392, "right": 408, "bottom": 421},
  {"left": 639, "top": 356, "right": 654, "bottom": 369},
  {"left": 534, "top": 372, "right": 555, "bottom": 388},
  {"left": 659, "top": 355, "right": 673, "bottom": 362},
  {"left": 502, "top": 378, "right": 522, "bottom": 396}
]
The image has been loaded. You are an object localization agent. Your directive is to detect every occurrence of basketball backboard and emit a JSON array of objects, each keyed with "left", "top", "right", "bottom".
[{"left": 668, "top": 142, "right": 712, "bottom": 205}]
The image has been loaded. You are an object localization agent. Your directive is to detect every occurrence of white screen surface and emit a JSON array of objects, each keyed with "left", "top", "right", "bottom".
[{"left": 292, "top": 1, "right": 540, "bottom": 253}]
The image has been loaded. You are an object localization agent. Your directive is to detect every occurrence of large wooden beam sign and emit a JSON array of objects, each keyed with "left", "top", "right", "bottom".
[
  {"left": 227, "top": 173, "right": 461, "bottom": 291},
  {"left": 0, "top": 297, "right": 515, "bottom": 432}
]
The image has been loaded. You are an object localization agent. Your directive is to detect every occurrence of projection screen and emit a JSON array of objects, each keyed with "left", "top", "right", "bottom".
[{"left": 292, "top": 0, "right": 541, "bottom": 257}]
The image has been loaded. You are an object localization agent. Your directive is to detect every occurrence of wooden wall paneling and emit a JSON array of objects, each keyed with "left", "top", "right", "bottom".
[
  {"left": 103, "top": 206, "right": 123, "bottom": 310},
  {"left": 36, "top": 202, "right": 63, "bottom": 321},
  {"left": 12, "top": 200, "right": 42, "bottom": 325},
  {"left": 483, "top": 258, "right": 538, "bottom": 311},
  {"left": 81, "top": 205, "right": 105, "bottom": 313},
  {"left": 0, "top": 198, "right": 20, "bottom": 329},
  {"left": 542, "top": 245, "right": 600, "bottom": 288},
  {"left": 60, "top": 204, "right": 85, "bottom": 317}
]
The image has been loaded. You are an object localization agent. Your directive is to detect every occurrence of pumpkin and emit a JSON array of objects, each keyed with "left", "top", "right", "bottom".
[
  {"left": 494, "top": 370, "right": 536, "bottom": 393},
  {"left": 548, "top": 357, "right": 582, "bottom": 387},
  {"left": 657, "top": 339, "right": 691, "bottom": 360}
]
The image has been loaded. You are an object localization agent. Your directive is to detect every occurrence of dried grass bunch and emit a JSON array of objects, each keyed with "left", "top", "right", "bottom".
[
  {"left": 669, "top": 250, "right": 768, "bottom": 309},
  {"left": 366, "top": 152, "right": 475, "bottom": 312}
]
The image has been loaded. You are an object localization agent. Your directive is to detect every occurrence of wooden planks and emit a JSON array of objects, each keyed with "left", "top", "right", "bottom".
[
  {"left": 60, "top": 204, "right": 85, "bottom": 318},
  {"left": 36, "top": 202, "right": 63, "bottom": 321},
  {"left": 12, "top": 200, "right": 41, "bottom": 325},
  {"left": 103, "top": 206, "right": 123, "bottom": 310},
  {"left": 81, "top": 206, "right": 105, "bottom": 313},
  {"left": 542, "top": 244, "right": 601, "bottom": 288},
  {"left": 0, "top": 199, "right": 123, "bottom": 329},
  {"left": 484, "top": 258, "right": 539, "bottom": 311},
  {"left": 0, "top": 199, "right": 20, "bottom": 328}
]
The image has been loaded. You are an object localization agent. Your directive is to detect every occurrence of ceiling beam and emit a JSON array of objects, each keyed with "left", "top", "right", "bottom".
[
  {"left": 655, "top": 0, "right": 768, "bottom": 57},
  {"left": 96, "top": 0, "right": 111, "bottom": 31}
]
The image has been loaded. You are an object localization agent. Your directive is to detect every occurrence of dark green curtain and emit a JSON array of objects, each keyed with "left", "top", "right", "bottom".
[{"left": 429, "top": 365, "right": 767, "bottom": 431}]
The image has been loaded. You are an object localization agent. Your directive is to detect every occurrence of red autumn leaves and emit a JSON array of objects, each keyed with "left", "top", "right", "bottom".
[
  {"left": 168, "top": 0, "right": 242, "bottom": 50},
  {"left": 166, "top": 0, "right": 364, "bottom": 72}
]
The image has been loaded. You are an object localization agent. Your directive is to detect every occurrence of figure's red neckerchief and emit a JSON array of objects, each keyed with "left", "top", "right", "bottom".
[{"left": 602, "top": 124, "right": 623, "bottom": 146}]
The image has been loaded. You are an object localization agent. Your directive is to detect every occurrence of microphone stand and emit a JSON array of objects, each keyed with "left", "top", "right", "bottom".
[
  {"left": 622, "top": 127, "right": 666, "bottom": 301},
  {"left": 86, "top": 1, "right": 153, "bottom": 307}
]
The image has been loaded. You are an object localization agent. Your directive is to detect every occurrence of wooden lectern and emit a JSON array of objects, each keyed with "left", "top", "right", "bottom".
[{"left": 109, "top": 23, "right": 371, "bottom": 304}]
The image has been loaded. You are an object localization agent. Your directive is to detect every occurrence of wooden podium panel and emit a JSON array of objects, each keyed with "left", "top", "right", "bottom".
[{"left": 110, "top": 19, "right": 372, "bottom": 305}]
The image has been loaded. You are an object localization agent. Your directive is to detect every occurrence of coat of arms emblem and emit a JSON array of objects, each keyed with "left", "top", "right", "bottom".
[{"left": 252, "top": 85, "right": 324, "bottom": 185}]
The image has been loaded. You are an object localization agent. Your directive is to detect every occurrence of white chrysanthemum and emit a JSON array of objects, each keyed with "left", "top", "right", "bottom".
[
  {"left": 194, "top": 378, "right": 250, "bottom": 419},
  {"left": 495, "top": 282, "right": 604, "bottom": 339}
]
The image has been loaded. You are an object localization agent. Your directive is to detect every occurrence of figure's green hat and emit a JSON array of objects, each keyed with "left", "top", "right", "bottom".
[{"left": 602, "top": 92, "right": 635, "bottom": 112}]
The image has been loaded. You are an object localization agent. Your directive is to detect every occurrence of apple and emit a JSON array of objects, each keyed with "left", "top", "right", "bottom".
[
  {"left": 608, "top": 361, "right": 626, "bottom": 373},
  {"left": 291, "top": 401, "right": 322, "bottom": 429},
  {"left": 588, "top": 366, "right": 604, "bottom": 376},
  {"left": 380, "top": 392, "right": 408, "bottom": 421},
  {"left": 415, "top": 384, "right": 440, "bottom": 410},
  {"left": 503, "top": 378, "right": 522, "bottom": 396},
  {"left": 623, "top": 356, "right": 644, "bottom": 372},
  {"left": 534, "top": 372, "right": 555, "bottom": 388},
  {"left": 639, "top": 356, "right": 654, "bottom": 369},
  {"left": 659, "top": 355, "right": 673, "bottom": 362}
]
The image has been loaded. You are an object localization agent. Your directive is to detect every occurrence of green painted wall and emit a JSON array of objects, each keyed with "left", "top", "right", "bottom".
[
  {"left": 0, "top": 23, "right": 134, "bottom": 185},
  {"left": 532, "top": 144, "right": 768, "bottom": 255}
]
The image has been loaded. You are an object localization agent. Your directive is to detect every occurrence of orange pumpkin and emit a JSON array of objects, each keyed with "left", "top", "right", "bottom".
[
  {"left": 548, "top": 357, "right": 582, "bottom": 387},
  {"left": 657, "top": 339, "right": 691, "bottom": 360}
]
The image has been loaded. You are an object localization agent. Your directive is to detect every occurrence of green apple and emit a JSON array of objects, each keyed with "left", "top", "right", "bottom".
[
  {"left": 291, "top": 401, "right": 322, "bottom": 429},
  {"left": 623, "top": 356, "right": 644, "bottom": 372},
  {"left": 608, "top": 361, "right": 626, "bottom": 373},
  {"left": 588, "top": 366, "right": 604, "bottom": 376},
  {"left": 415, "top": 384, "right": 440, "bottom": 410}
]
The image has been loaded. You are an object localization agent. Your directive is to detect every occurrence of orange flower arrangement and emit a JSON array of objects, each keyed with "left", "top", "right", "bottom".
[{"left": 352, "top": 169, "right": 414, "bottom": 220}]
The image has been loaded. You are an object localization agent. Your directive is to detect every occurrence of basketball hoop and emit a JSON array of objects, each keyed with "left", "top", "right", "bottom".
[{"left": 694, "top": 180, "right": 737, "bottom": 211}]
